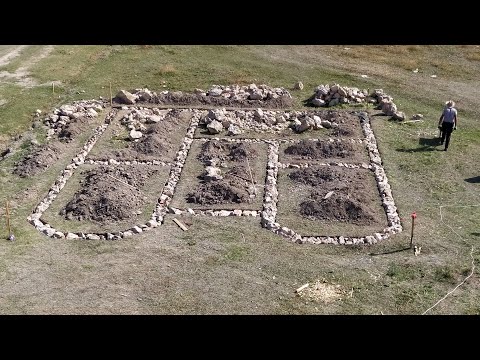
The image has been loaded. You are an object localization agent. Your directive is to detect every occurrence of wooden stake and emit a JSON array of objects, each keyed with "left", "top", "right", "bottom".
[
  {"left": 6, "top": 201, "right": 11, "bottom": 236},
  {"left": 295, "top": 283, "right": 309, "bottom": 293},
  {"left": 245, "top": 156, "right": 257, "bottom": 196},
  {"left": 105, "top": 173, "right": 139, "bottom": 191},
  {"left": 52, "top": 82, "right": 55, "bottom": 94},
  {"left": 109, "top": 82, "right": 113, "bottom": 106},
  {"left": 410, "top": 212, "right": 417, "bottom": 249},
  {"left": 172, "top": 218, "right": 188, "bottom": 231}
]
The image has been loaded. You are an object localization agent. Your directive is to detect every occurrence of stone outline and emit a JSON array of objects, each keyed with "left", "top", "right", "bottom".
[{"left": 27, "top": 105, "right": 402, "bottom": 244}]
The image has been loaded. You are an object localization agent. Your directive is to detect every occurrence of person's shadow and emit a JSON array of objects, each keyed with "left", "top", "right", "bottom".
[
  {"left": 465, "top": 176, "right": 480, "bottom": 183},
  {"left": 396, "top": 137, "right": 443, "bottom": 152}
]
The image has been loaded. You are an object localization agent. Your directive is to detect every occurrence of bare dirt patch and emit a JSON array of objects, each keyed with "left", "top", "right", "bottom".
[
  {"left": 197, "top": 141, "right": 256, "bottom": 164},
  {"left": 13, "top": 142, "right": 65, "bottom": 177},
  {"left": 0, "top": 45, "right": 28, "bottom": 67},
  {"left": 326, "top": 111, "right": 364, "bottom": 138},
  {"left": 289, "top": 166, "right": 376, "bottom": 225},
  {"left": 0, "top": 45, "right": 55, "bottom": 87},
  {"left": 57, "top": 116, "right": 98, "bottom": 143},
  {"left": 283, "top": 139, "right": 367, "bottom": 163},
  {"left": 60, "top": 165, "right": 159, "bottom": 223}
]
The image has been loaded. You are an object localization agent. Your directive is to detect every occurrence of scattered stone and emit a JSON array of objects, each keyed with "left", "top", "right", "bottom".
[{"left": 294, "top": 81, "right": 304, "bottom": 90}]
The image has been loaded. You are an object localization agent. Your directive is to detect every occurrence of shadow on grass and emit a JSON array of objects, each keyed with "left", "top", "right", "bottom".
[
  {"left": 396, "top": 137, "right": 443, "bottom": 152},
  {"left": 471, "top": 232, "right": 480, "bottom": 237},
  {"left": 465, "top": 176, "right": 480, "bottom": 184},
  {"left": 369, "top": 246, "right": 411, "bottom": 256}
]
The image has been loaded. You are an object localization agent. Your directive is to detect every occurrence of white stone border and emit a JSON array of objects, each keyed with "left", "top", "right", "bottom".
[
  {"left": 28, "top": 105, "right": 402, "bottom": 245},
  {"left": 257, "top": 111, "right": 403, "bottom": 244}
]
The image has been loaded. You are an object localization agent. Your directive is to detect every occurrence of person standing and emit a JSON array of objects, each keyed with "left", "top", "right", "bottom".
[{"left": 438, "top": 100, "right": 458, "bottom": 151}]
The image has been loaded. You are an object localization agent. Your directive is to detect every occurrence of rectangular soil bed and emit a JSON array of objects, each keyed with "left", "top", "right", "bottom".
[
  {"left": 276, "top": 165, "right": 388, "bottom": 237},
  {"left": 170, "top": 139, "right": 268, "bottom": 211},
  {"left": 88, "top": 108, "right": 193, "bottom": 163},
  {"left": 278, "top": 138, "right": 369, "bottom": 164},
  {"left": 41, "top": 163, "right": 170, "bottom": 234}
]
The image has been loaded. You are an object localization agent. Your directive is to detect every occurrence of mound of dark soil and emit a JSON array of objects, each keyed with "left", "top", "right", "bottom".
[
  {"left": 61, "top": 165, "right": 158, "bottom": 222},
  {"left": 186, "top": 180, "right": 252, "bottom": 205},
  {"left": 57, "top": 116, "right": 92, "bottom": 143},
  {"left": 13, "top": 143, "right": 64, "bottom": 177},
  {"left": 187, "top": 164, "right": 256, "bottom": 206},
  {"left": 110, "top": 111, "right": 190, "bottom": 161},
  {"left": 289, "top": 166, "right": 342, "bottom": 186},
  {"left": 198, "top": 141, "right": 257, "bottom": 164},
  {"left": 148, "top": 92, "right": 292, "bottom": 109},
  {"left": 285, "top": 139, "right": 354, "bottom": 160},
  {"left": 331, "top": 127, "right": 354, "bottom": 137},
  {"left": 300, "top": 188, "right": 375, "bottom": 225}
]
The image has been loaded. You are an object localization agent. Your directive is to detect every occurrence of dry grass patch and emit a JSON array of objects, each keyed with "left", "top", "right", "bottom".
[
  {"left": 296, "top": 279, "right": 348, "bottom": 304},
  {"left": 157, "top": 64, "right": 177, "bottom": 75}
]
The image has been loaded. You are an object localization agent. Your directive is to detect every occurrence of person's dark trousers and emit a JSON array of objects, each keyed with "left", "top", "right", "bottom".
[{"left": 441, "top": 122, "right": 454, "bottom": 150}]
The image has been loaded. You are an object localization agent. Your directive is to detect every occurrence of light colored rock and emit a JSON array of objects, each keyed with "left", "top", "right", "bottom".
[
  {"left": 392, "top": 111, "right": 406, "bottom": 121},
  {"left": 146, "top": 115, "right": 162, "bottom": 123},
  {"left": 132, "top": 226, "right": 143, "bottom": 234},
  {"left": 208, "top": 87, "right": 223, "bottom": 96},
  {"left": 295, "top": 117, "right": 312, "bottom": 133},
  {"left": 227, "top": 124, "right": 242, "bottom": 136},
  {"left": 129, "top": 129, "right": 143, "bottom": 140},
  {"left": 42, "top": 227, "right": 56, "bottom": 237},
  {"left": 147, "top": 220, "right": 159, "bottom": 227},
  {"left": 311, "top": 98, "right": 325, "bottom": 107},
  {"left": 86, "top": 234, "right": 101, "bottom": 240},
  {"left": 203, "top": 166, "right": 222, "bottom": 181},
  {"left": 53, "top": 231, "right": 65, "bottom": 239},
  {"left": 249, "top": 92, "right": 263, "bottom": 100},
  {"left": 116, "top": 90, "right": 137, "bottom": 105},
  {"left": 207, "top": 120, "right": 223, "bottom": 134}
]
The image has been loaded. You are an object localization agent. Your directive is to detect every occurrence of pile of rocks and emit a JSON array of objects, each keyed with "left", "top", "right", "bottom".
[
  {"left": 42, "top": 100, "right": 106, "bottom": 140},
  {"left": 115, "top": 84, "right": 292, "bottom": 105},
  {"left": 200, "top": 108, "right": 341, "bottom": 135},
  {"left": 309, "top": 84, "right": 405, "bottom": 120},
  {"left": 119, "top": 107, "right": 172, "bottom": 140},
  {"left": 201, "top": 83, "right": 292, "bottom": 101}
]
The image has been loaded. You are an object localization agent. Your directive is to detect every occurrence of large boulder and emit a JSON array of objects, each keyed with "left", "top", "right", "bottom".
[
  {"left": 116, "top": 90, "right": 137, "bottom": 105},
  {"left": 207, "top": 120, "right": 224, "bottom": 134}
]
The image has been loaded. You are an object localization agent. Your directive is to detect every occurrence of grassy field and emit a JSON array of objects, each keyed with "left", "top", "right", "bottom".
[{"left": 0, "top": 45, "right": 479, "bottom": 314}]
